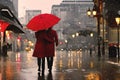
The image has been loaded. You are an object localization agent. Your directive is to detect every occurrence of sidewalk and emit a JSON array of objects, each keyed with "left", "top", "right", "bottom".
[{"left": 0, "top": 50, "right": 120, "bottom": 80}]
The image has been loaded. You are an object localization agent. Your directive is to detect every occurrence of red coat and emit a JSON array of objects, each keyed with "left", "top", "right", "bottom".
[
  {"left": 32, "top": 30, "right": 53, "bottom": 58},
  {"left": 45, "top": 29, "right": 58, "bottom": 57}
]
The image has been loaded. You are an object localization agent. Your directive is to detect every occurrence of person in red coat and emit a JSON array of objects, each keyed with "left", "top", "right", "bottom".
[
  {"left": 46, "top": 27, "right": 58, "bottom": 73},
  {"left": 33, "top": 30, "right": 54, "bottom": 75}
]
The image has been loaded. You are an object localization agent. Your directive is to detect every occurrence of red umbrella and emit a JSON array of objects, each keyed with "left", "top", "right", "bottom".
[
  {"left": 27, "top": 13, "right": 60, "bottom": 31},
  {"left": 0, "top": 20, "right": 9, "bottom": 32}
]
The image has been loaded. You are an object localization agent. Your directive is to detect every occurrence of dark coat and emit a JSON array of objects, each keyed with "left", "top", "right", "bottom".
[
  {"left": 45, "top": 29, "right": 58, "bottom": 57},
  {"left": 2, "top": 43, "right": 8, "bottom": 56},
  {"left": 32, "top": 30, "right": 54, "bottom": 58}
]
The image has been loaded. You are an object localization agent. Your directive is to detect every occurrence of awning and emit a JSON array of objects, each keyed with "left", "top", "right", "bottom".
[
  {"left": 0, "top": 4, "right": 24, "bottom": 33},
  {"left": 0, "top": 16, "right": 24, "bottom": 33}
]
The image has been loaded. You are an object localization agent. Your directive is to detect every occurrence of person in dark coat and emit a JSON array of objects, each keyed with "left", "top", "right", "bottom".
[
  {"left": 2, "top": 42, "right": 8, "bottom": 57},
  {"left": 46, "top": 27, "right": 58, "bottom": 73},
  {"left": 33, "top": 30, "right": 54, "bottom": 75}
]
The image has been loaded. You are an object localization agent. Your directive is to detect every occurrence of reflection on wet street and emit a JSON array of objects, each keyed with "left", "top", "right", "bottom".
[{"left": 0, "top": 50, "right": 120, "bottom": 80}]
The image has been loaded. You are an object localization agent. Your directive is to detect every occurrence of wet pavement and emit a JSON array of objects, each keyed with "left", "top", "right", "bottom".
[{"left": 0, "top": 50, "right": 120, "bottom": 80}]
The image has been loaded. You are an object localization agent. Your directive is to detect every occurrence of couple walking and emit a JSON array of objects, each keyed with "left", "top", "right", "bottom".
[{"left": 32, "top": 27, "right": 58, "bottom": 75}]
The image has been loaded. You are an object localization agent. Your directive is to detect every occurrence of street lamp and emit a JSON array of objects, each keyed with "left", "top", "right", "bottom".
[
  {"left": 87, "top": 4, "right": 101, "bottom": 57},
  {"left": 115, "top": 15, "right": 120, "bottom": 59},
  {"left": 90, "top": 33, "right": 94, "bottom": 37},
  {"left": 65, "top": 39, "right": 68, "bottom": 43},
  {"left": 87, "top": 8, "right": 92, "bottom": 16},
  {"left": 65, "top": 39, "right": 68, "bottom": 51},
  {"left": 87, "top": 7, "right": 97, "bottom": 17},
  {"left": 72, "top": 34, "right": 75, "bottom": 38},
  {"left": 76, "top": 32, "right": 79, "bottom": 37}
]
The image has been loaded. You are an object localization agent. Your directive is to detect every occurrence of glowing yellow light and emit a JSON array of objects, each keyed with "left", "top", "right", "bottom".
[
  {"left": 115, "top": 17, "right": 120, "bottom": 25},
  {"left": 87, "top": 8, "right": 91, "bottom": 16}
]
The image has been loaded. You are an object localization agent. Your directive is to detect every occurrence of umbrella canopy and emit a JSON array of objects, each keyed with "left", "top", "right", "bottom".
[
  {"left": 27, "top": 13, "right": 60, "bottom": 31},
  {"left": 0, "top": 20, "right": 9, "bottom": 32}
]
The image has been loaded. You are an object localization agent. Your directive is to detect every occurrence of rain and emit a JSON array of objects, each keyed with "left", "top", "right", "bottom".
[{"left": 0, "top": 0, "right": 120, "bottom": 80}]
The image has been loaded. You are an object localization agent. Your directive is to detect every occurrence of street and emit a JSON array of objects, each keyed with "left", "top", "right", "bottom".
[{"left": 0, "top": 50, "right": 120, "bottom": 80}]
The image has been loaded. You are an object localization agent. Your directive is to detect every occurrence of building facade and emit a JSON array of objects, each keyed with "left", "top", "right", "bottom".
[
  {"left": 11, "top": 0, "right": 18, "bottom": 17},
  {"left": 51, "top": 0, "right": 97, "bottom": 49},
  {"left": 52, "top": 0, "right": 95, "bottom": 39},
  {"left": 25, "top": 10, "right": 41, "bottom": 24}
]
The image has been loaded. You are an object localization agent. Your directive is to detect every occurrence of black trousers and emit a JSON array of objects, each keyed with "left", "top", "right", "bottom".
[
  {"left": 37, "top": 58, "right": 45, "bottom": 71},
  {"left": 47, "top": 57, "right": 53, "bottom": 70}
]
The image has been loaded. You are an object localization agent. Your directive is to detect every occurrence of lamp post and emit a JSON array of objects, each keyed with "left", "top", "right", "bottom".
[
  {"left": 87, "top": 4, "right": 101, "bottom": 57},
  {"left": 115, "top": 14, "right": 120, "bottom": 60},
  {"left": 65, "top": 39, "right": 68, "bottom": 51}
]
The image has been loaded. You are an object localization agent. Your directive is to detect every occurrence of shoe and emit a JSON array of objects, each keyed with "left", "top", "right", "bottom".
[
  {"left": 48, "top": 69, "right": 52, "bottom": 73},
  {"left": 38, "top": 72, "right": 40, "bottom": 76},
  {"left": 38, "top": 67, "right": 40, "bottom": 71},
  {"left": 42, "top": 70, "right": 44, "bottom": 76}
]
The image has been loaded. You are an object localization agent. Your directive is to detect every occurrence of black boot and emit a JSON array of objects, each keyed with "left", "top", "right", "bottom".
[
  {"left": 42, "top": 58, "right": 45, "bottom": 75},
  {"left": 38, "top": 67, "right": 40, "bottom": 71},
  {"left": 42, "top": 70, "right": 44, "bottom": 76},
  {"left": 37, "top": 58, "right": 41, "bottom": 72},
  {"left": 49, "top": 57, "right": 53, "bottom": 73}
]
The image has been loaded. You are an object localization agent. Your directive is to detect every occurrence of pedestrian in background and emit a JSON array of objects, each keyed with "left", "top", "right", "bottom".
[
  {"left": 90, "top": 47, "right": 92, "bottom": 57},
  {"left": 46, "top": 27, "right": 58, "bottom": 73},
  {"left": 2, "top": 42, "right": 8, "bottom": 57},
  {"left": 33, "top": 30, "right": 54, "bottom": 75}
]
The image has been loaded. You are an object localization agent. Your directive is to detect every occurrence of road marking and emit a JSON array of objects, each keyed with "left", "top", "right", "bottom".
[{"left": 106, "top": 61, "right": 120, "bottom": 66}]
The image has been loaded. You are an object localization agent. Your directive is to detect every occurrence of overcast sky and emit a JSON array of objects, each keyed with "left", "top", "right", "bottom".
[{"left": 18, "top": 0, "right": 62, "bottom": 17}]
